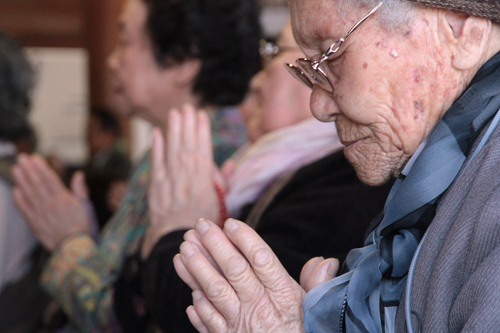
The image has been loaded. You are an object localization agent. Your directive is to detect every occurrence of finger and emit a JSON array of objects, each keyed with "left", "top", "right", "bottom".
[
  {"left": 300, "top": 256, "right": 324, "bottom": 289},
  {"left": 194, "top": 219, "right": 265, "bottom": 304},
  {"left": 222, "top": 219, "right": 293, "bottom": 294},
  {"left": 182, "top": 104, "right": 197, "bottom": 154},
  {"left": 180, "top": 105, "right": 197, "bottom": 198},
  {"left": 71, "top": 171, "right": 88, "bottom": 200},
  {"left": 303, "top": 258, "right": 339, "bottom": 293},
  {"left": 15, "top": 154, "right": 51, "bottom": 200},
  {"left": 186, "top": 306, "right": 210, "bottom": 333},
  {"left": 179, "top": 239, "right": 241, "bottom": 325},
  {"left": 11, "top": 165, "right": 38, "bottom": 212},
  {"left": 174, "top": 253, "right": 202, "bottom": 291},
  {"left": 191, "top": 290, "right": 228, "bottom": 333},
  {"left": 32, "top": 154, "right": 66, "bottom": 194},
  {"left": 166, "top": 109, "right": 181, "bottom": 174},
  {"left": 196, "top": 111, "right": 214, "bottom": 185},
  {"left": 184, "top": 229, "right": 222, "bottom": 275},
  {"left": 151, "top": 128, "right": 166, "bottom": 181}
]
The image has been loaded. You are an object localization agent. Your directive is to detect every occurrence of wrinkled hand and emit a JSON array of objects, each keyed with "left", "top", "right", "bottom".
[
  {"left": 141, "top": 105, "right": 219, "bottom": 258},
  {"left": 300, "top": 257, "right": 339, "bottom": 292},
  {"left": 12, "top": 154, "right": 92, "bottom": 250},
  {"left": 174, "top": 218, "right": 306, "bottom": 333}
]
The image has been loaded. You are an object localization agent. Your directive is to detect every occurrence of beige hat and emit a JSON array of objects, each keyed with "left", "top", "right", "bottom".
[{"left": 407, "top": 0, "right": 500, "bottom": 23}]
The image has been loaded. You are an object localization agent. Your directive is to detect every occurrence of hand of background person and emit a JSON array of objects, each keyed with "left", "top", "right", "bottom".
[
  {"left": 174, "top": 218, "right": 306, "bottom": 333},
  {"left": 12, "top": 154, "right": 92, "bottom": 250},
  {"left": 300, "top": 256, "right": 339, "bottom": 292},
  {"left": 141, "top": 105, "right": 219, "bottom": 258}
]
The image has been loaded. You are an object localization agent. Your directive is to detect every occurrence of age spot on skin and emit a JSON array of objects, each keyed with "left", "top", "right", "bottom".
[
  {"left": 414, "top": 100, "right": 425, "bottom": 119},
  {"left": 413, "top": 71, "right": 421, "bottom": 83},
  {"left": 363, "top": 62, "right": 368, "bottom": 69}
]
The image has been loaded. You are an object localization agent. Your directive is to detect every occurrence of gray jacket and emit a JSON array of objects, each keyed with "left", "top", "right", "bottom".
[{"left": 395, "top": 119, "right": 500, "bottom": 332}]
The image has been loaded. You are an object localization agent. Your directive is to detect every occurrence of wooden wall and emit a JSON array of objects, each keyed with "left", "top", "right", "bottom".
[{"left": 0, "top": 0, "right": 125, "bottom": 108}]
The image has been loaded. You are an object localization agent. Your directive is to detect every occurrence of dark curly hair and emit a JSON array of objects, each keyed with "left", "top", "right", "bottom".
[
  {"left": 141, "top": 0, "right": 262, "bottom": 106},
  {"left": 0, "top": 31, "right": 34, "bottom": 142}
]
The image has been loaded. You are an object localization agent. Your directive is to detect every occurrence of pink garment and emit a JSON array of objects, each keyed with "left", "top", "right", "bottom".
[{"left": 221, "top": 118, "right": 343, "bottom": 218}]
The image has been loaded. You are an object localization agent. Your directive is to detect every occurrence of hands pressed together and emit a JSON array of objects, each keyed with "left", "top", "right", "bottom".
[
  {"left": 172, "top": 217, "right": 339, "bottom": 333},
  {"left": 141, "top": 105, "right": 220, "bottom": 258},
  {"left": 12, "top": 154, "right": 92, "bottom": 250}
]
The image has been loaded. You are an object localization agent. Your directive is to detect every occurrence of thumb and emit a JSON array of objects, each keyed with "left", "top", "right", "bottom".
[
  {"left": 71, "top": 171, "right": 89, "bottom": 200},
  {"left": 302, "top": 258, "right": 339, "bottom": 292}
]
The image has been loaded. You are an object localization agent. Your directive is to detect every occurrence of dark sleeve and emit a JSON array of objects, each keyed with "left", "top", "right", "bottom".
[
  {"left": 250, "top": 151, "right": 393, "bottom": 282},
  {"left": 141, "top": 229, "right": 198, "bottom": 333}
]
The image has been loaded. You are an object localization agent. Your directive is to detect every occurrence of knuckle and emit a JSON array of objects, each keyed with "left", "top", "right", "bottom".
[
  {"left": 250, "top": 247, "right": 274, "bottom": 270},
  {"left": 205, "top": 278, "right": 232, "bottom": 300},
  {"left": 225, "top": 254, "right": 249, "bottom": 281}
]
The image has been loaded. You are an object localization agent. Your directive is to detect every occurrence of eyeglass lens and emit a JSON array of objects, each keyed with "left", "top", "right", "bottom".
[
  {"left": 296, "top": 59, "right": 332, "bottom": 92},
  {"left": 284, "top": 63, "right": 314, "bottom": 89}
]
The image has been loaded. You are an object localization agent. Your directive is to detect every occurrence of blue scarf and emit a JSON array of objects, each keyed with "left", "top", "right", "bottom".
[{"left": 303, "top": 51, "right": 500, "bottom": 333}]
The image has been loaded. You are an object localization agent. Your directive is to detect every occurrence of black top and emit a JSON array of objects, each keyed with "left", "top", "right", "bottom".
[{"left": 114, "top": 150, "right": 394, "bottom": 332}]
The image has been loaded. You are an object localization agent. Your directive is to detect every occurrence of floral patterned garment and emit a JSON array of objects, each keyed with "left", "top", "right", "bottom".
[{"left": 41, "top": 107, "right": 247, "bottom": 332}]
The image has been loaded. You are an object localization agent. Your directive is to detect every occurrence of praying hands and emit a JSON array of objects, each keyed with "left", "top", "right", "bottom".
[
  {"left": 11, "top": 154, "right": 92, "bottom": 250},
  {"left": 174, "top": 218, "right": 340, "bottom": 332},
  {"left": 141, "top": 105, "right": 220, "bottom": 258}
]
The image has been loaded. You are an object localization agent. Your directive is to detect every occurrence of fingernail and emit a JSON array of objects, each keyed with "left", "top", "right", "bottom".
[
  {"left": 196, "top": 218, "right": 210, "bottom": 235},
  {"left": 328, "top": 258, "right": 339, "bottom": 277},
  {"left": 192, "top": 290, "right": 203, "bottom": 301},
  {"left": 225, "top": 218, "right": 240, "bottom": 232},
  {"left": 180, "top": 242, "right": 195, "bottom": 257}
]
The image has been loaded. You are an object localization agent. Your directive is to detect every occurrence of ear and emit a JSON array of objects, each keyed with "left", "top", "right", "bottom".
[
  {"left": 442, "top": 11, "right": 492, "bottom": 70},
  {"left": 172, "top": 58, "right": 202, "bottom": 87}
]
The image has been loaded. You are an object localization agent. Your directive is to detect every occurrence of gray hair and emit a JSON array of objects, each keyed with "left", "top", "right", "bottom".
[
  {"left": 0, "top": 30, "right": 34, "bottom": 142},
  {"left": 337, "top": 0, "right": 417, "bottom": 31}
]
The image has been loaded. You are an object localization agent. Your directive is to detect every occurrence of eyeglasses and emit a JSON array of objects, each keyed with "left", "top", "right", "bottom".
[
  {"left": 259, "top": 39, "right": 301, "bottom": 64},
  {"left": 285, "top": 1, "right": 383, "bottom": 92}
]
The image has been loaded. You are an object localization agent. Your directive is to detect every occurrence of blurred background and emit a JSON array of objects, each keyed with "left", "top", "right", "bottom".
[{"left": 0, "top": 0, "right": 289, "bottom": 165}]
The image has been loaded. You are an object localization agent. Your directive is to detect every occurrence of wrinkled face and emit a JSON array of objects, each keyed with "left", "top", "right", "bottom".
[
  {"left": 240, "top": 23, "right": 313, "bottom": 142},
  {"left": 290, "top": 0, "right": 456, "bottom": 185},
  {"left": 107, "top": 0, "right": 179, "bottom": 125}
]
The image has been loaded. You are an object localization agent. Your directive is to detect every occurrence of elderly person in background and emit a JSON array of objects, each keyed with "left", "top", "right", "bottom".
[
  {"left": 0, "top": 30, "right": 48, "bottom": 332},
  {"left": 0, "top": 30, "right": 36, "bottom": 296},
  {"left": 132, "top": 21, "right": 393, "bottom": 332},
  {"left": 173, "top": 0, "right": 500, "bottom": 332},
  {"left": 10, "top": 0, "right": 261, "bottom": 331}
]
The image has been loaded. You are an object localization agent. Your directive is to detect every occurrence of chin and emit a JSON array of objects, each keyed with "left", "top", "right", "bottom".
[{"left": 349, "top": 160, "right": 394, "bottom": 187}]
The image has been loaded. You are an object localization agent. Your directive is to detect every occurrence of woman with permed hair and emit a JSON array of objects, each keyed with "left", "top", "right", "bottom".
[{"left": 10, "top": 0, "right": 262, "bottom": 331}]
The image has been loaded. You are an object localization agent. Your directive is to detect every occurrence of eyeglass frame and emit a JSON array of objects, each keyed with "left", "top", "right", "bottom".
[{"left": 285, "top": 1, "right": 384, "bottom": 92}]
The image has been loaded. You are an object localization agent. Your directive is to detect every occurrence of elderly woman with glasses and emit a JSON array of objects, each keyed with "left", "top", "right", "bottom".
[{"left": 174, "top": 0, "right": 500, "bottom": 332}]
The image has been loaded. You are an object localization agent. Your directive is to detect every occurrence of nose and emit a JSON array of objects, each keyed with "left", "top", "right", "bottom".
[{"left": 309, "top": 85, "right": 339, "bottom": 122}]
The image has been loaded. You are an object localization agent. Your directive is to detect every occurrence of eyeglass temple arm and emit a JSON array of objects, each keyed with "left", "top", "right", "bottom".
[{"left": 318, "top": 1, "right": 384, "bottom": 63}]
